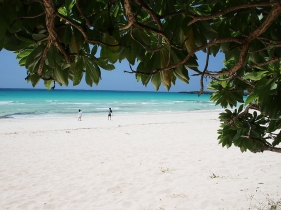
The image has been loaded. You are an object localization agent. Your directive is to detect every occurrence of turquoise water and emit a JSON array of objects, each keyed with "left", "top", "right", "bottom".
[{"left": 0, "top": 88, "right": 220, "bottom": 118}]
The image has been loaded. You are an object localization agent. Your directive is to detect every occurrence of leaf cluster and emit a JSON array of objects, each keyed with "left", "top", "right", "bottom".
[{"left": 1, "top": 0, "right": 281, "bottom": 153}]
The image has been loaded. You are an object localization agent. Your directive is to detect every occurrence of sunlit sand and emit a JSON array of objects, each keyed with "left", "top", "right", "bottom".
[{"left": 0, "top": 111, "right": 280, "bottom": 209}]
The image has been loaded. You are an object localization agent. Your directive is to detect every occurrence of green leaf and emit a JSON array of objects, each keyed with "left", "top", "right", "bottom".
[
  {"left": 73, "top": 73, "right": 83, "bottom": 86},
  {"left": 103, "top": 33, "right": 119, "bottom": 51},
  {"left": 8, "top": 20, "right": 22, "bottom": 33},
  {"left": 25, "top": 45, "right": 45, "bottom": 70},
  {"left": 133, "top": 28, "right": 151, "bottom": 46},
  {"left": 160, "top": 70, "right": 173, "bottom": 91},
  {"left": 84, "top": 58, "right": 101, "bottom": 85},
  {"left": 151, "top": 72, "right": 161, "bottom": 91},
  {"left": 272, "top": 132, "right": 281, "bottom": 146},
  {"left": 199, "top": 21, "right": 217, "bottom": 40},
  {"left": 96, "top": 59, "right": 115, "bottom": 71},
  {"left": 85, "top": 71, "right": 93, "bottom": 87},
  {"left": 185, "top": 56, "right": 198, "bottom": 67},
  {"left": 44, "top": 80, "right": 53, "bottom": 90},
  {"left": 53, "top": 67, "right": 69, "bottom": 86},
  {"left": 61, "top": 25, "right": 72, "bottom": 44},
  {"left": 91, "top": 45, "right": 98, "bottom": 56},
  {"left": 249, "top": 52, "right": 264, "bottom": 64},
  {"left": 100, "top": 46, "right": 118, "bottom": 64},
  {"left": 137, "top": 62, "right": 151, "bottom": 86},
  {"left": 19, "top": 56, "right": 27, "bottom": 66},
  {"left": 174, "top": 66, "right": 189, "bottom": 83},
  {"left": 245, "top": 93, "right": 257, "bottom": 105},
  {"left": 16, "top": 49, "right": 33, "bottom": 59},
  {"left": 243, "top": 71, "right": 267, "bottom": 80},
  {"left": 58, "top": 7, "right": 67, "bottom": 16},
  {"left": 71, "top": 57, "right": 84, "bottom": 86},
  {"left": 30, "top": 74, "right": 40, "bottom": 87},
  {"left": 112, "top": 4, "right": 120, "bottom": 17},
  {"left": 46, "top": 46, "right": 56, "bottom": 68},
  {"left": 70, "top": 35, "right": 80, "bottom": 53},
  {"left": 65, "top": 0, "right": 73, "bottom": 16},
  {"left": 32, "top": 33, "right": 47, "bottom": 41}
]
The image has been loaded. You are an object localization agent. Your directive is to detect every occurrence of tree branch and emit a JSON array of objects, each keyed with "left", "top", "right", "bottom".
[
  {"left": 76, "top": 0, "right": 92, "bottom": 28},
  {"left": 38, "top": 41, "right": 51, "bottom": 76},
  {"left": 228, "top": 105, "right": 253, "bottom": 125},
  {"left": 43, "top": 0, "right": 71, "bottom": 64},
  {"left": 249, "top": 43, "right": 281, "bottom": 54},
  {"left": 57, "top": 13, "right": 118, "bottom": 47},
  {"left": 129, "top": 28, "right": 166, "bottom": 53},
  {"left": 120, "top": 0, "right": 136, "bottom": 30},
  {"left": 188, "top": 1, "right": 279, "bottom": 26},
  {"left": 247, "top": 56, "right": 281, "bottom": 68},
  {"left": 18, "top": 12, "right": 45, "bottom": 19},
  {"left": 253, "top": 146, "right": 281, "bottom": 153},
  {"left": 198, "top": 48, "right": 209, "bottom": 96}
]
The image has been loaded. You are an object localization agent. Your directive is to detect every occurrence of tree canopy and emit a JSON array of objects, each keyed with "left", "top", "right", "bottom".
[{"left": 1, "top": 0, "right": 281, "bottom": 153}]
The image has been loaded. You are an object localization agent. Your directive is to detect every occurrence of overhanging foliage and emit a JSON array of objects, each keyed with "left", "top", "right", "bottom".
[{"left": 1, "top": 0, "right": 281, "bottom": 153}]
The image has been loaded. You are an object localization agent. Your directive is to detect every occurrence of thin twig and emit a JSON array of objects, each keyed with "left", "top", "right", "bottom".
[
  {"left": 187, "top": 1, "right": 279, "bottom": 26},
  {"left": 76, "top": 0, "right": 92, "bottom": 28},
  {"left": 247, "top": 56, "right": 281, "bottom": 68},
  {"left": 18, "top": 12, "right": 45, "bottom": 19}
]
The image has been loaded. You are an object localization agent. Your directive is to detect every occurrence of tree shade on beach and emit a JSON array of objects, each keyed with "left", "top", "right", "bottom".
[{"left": 1, "top": 0, "right": 281, "bottom": 153}]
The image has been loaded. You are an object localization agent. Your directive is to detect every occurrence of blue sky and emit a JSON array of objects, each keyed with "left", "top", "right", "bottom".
[{"left": 0, "top": 49, "right": 225, "bottom": 92}]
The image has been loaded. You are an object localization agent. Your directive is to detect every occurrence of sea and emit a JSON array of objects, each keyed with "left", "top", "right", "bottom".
[{"left": 0, "top": 88, "right": 221, "bottom": 119}]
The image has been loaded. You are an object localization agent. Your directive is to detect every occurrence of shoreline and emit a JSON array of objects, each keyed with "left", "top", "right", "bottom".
[
  {"left": 1, "top": 111, "right": 280, "bottom": 209},
  {"left": 0, "top": 108, "right": 225, "bottom": 120}
]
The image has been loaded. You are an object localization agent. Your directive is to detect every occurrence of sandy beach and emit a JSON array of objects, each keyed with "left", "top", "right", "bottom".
[{"left": 0, "top": 111, "right": 280, "bottom": 210}]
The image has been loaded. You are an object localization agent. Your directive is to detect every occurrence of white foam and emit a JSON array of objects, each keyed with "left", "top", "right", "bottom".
[{"left": 0, "top": 101, "right": 13, "bottom": 105}]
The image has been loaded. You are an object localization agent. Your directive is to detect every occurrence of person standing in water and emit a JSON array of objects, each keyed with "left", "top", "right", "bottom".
[
  {"left": 108, "top": 108, "right": 112, "bottom": 120},
  {"left": 78, "top": 109, "right": 82, "bottom": 121}
]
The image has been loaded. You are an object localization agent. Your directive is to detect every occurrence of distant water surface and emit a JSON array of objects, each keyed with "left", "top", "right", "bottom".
[{"left": 0, "top": 88, "right": 220, "bottom": 119}]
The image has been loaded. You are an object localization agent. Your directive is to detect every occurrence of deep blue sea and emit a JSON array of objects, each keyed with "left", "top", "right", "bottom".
[{"left": 0, "top": 88, "right": 220, "bottom": 118}]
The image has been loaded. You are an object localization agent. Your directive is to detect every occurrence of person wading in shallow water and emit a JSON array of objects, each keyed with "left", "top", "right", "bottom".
[{"left": 108, "top": 108, "right": 112, "bottom": 120}]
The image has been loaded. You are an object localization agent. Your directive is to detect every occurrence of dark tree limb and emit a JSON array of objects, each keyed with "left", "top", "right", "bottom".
[
  {"left": 198, "top": 48, "right": 210, "bottom": 96},
  {"left": 43, "top": 0, "right": 71, "bottom": 65},
  {"left": 201, "top": 5, "right": 281, "bottom": 77},
  {"left": 120, "top": 0, "right": 136, "bottom": 30},
  {"left": 38, "top": 41, "right": 51, "bottom": 76}
]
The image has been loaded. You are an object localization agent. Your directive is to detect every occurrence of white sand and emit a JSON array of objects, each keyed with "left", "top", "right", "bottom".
[{"left": 0, "top": 111, "right": 280, "bottom": 210}]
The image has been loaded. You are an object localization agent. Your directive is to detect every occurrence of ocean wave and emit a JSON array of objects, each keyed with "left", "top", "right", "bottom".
[
  {"left": 96, "top": 108, "right": 109, "bottom": 110},
  {"left": 190, "top": 100, "right": 214, "bottom": 103},
  {"left": 45, "top": 100, "right": 58, "bottom": 102},
  {"left": 0, "top": 101, "right": 13, "bottom": 105},
  {"left": 50, "top": 102, "right": 93, "bottom": 105},
  {"left": 121, "top": 102, "right": 137, "bottom": 105},
  {"left": 141, "top": 102, "right": 159, "bottom": 105},
  {"left": 96, "top": 107, "right": 119, "bottom": 110}
]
